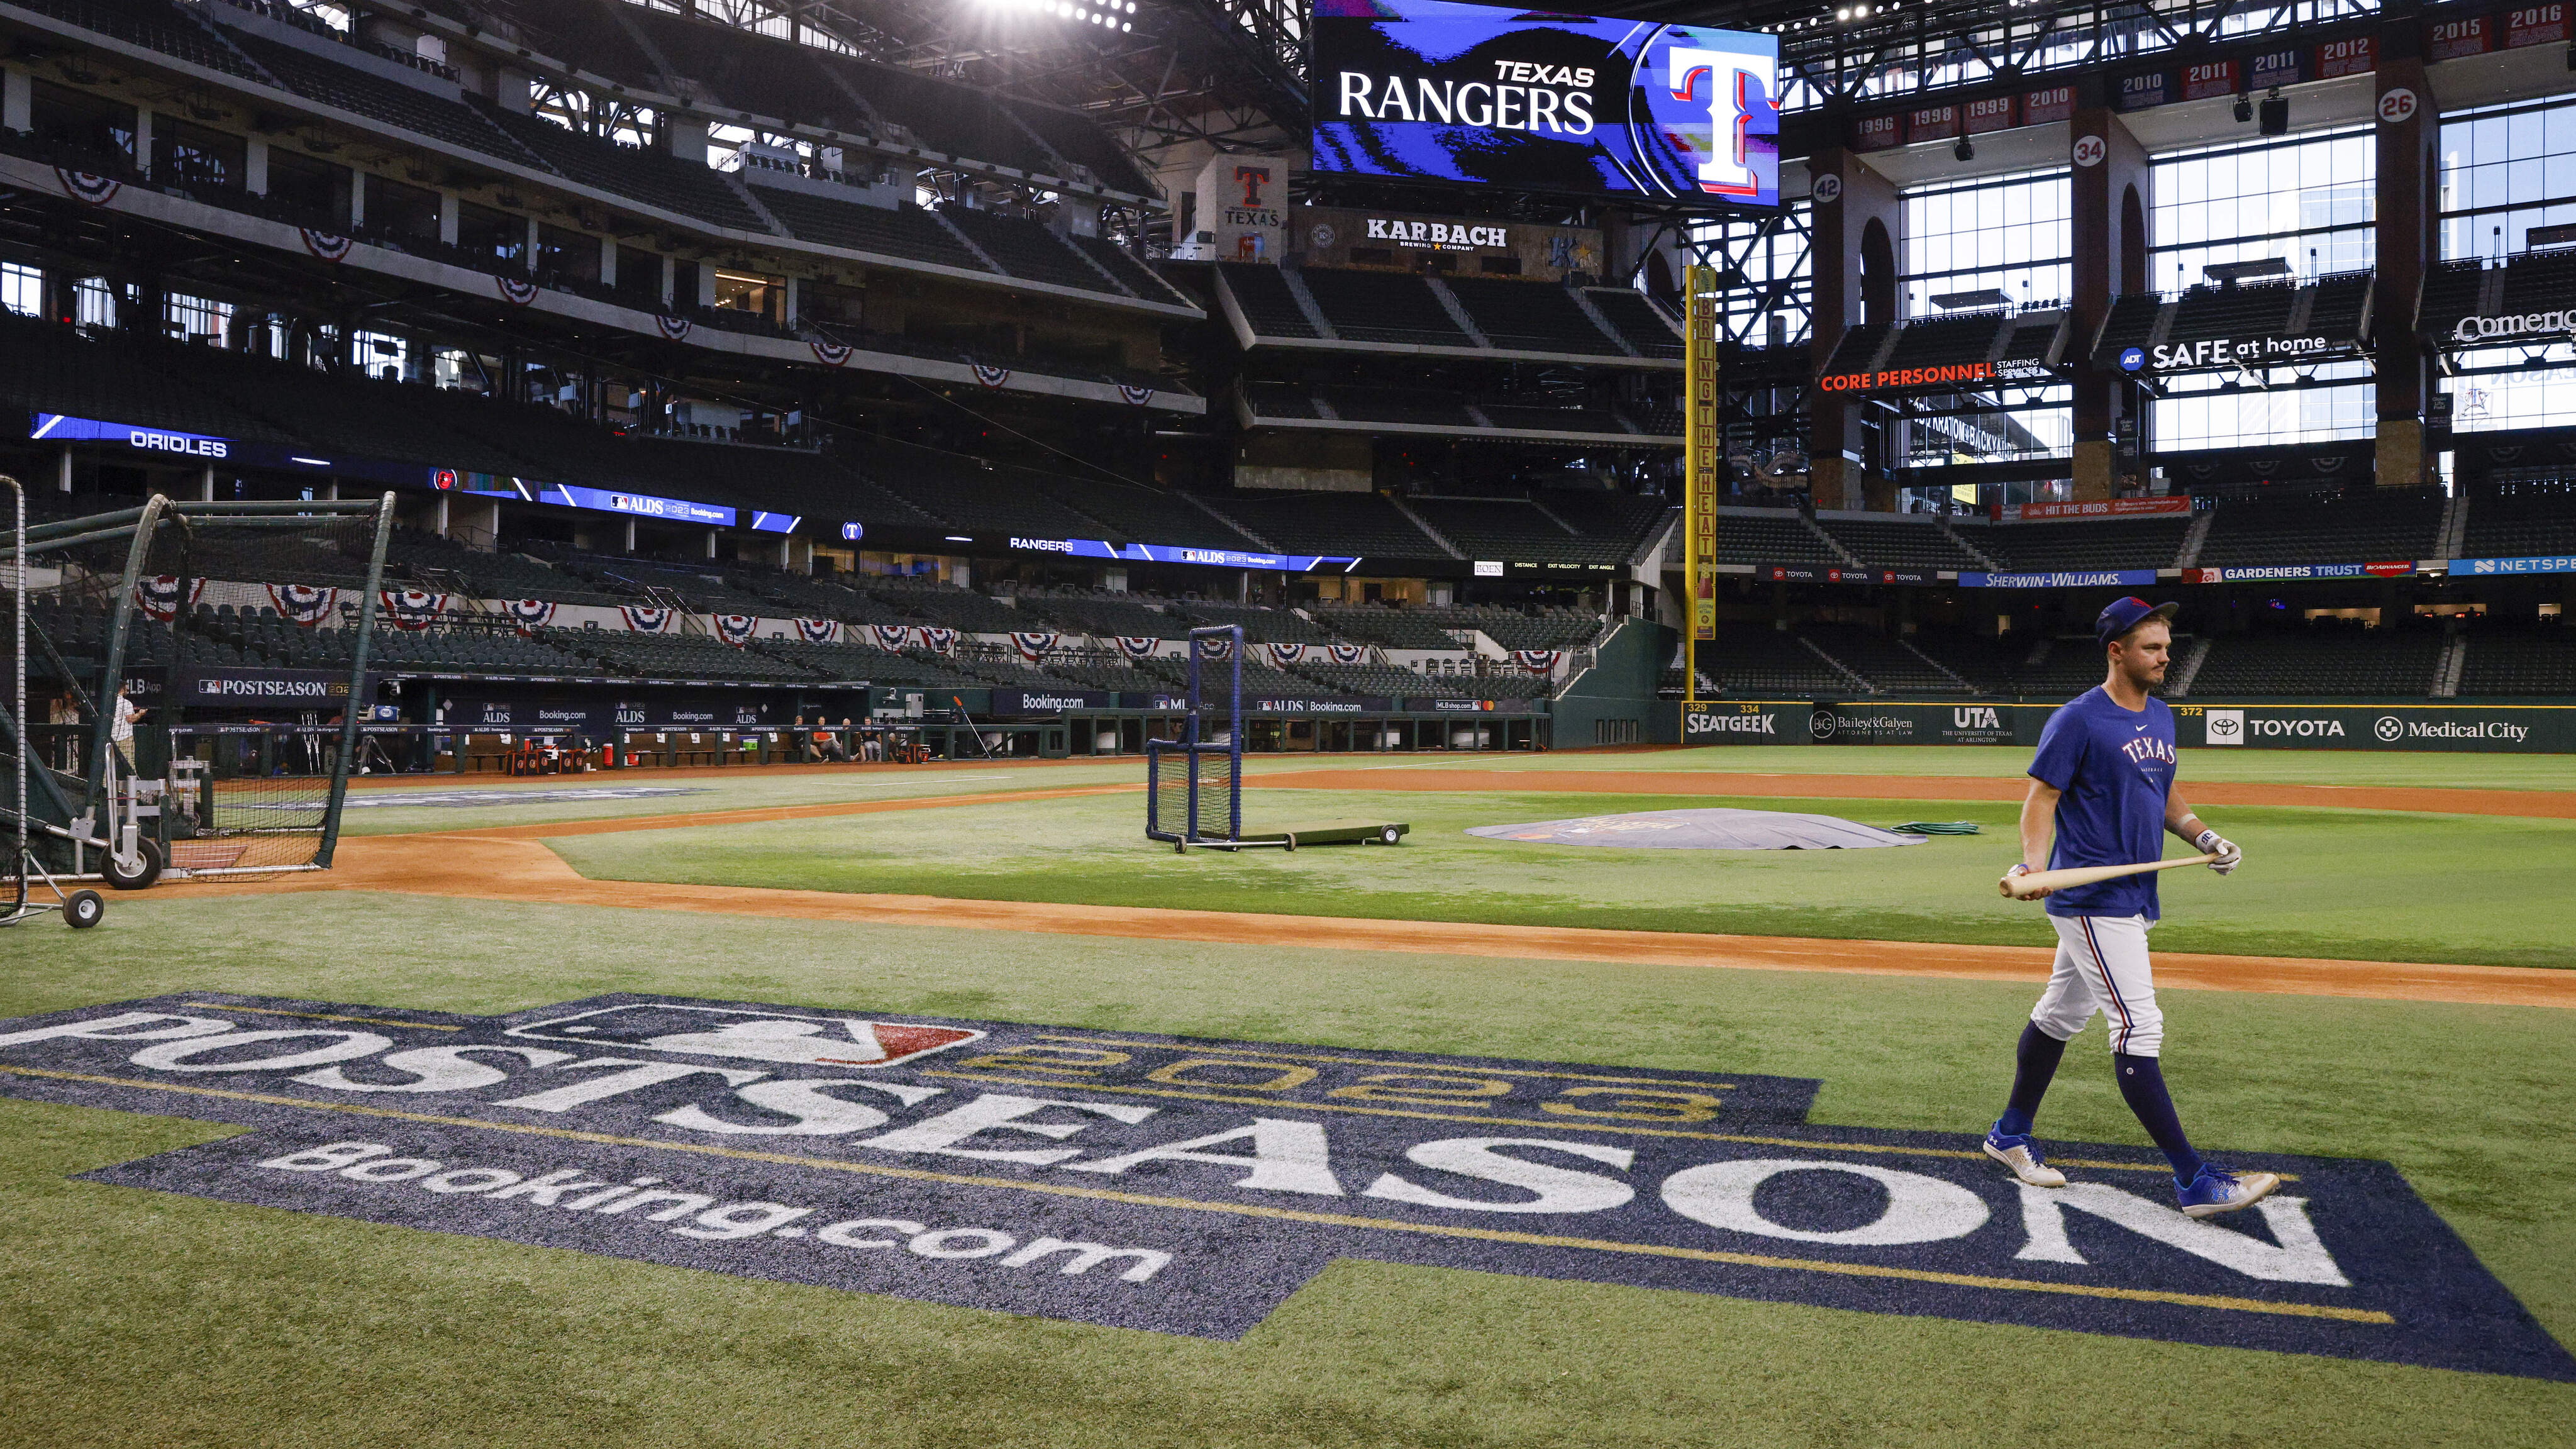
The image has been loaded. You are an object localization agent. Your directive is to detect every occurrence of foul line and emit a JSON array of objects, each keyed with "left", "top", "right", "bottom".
[{"left": 1, "top": 1063, "right": 2372, "bottom": 1323}]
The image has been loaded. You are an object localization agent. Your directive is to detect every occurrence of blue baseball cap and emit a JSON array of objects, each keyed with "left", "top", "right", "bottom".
[{"left": 2096, "top": 596, "right": 2179, "bottom": 647}]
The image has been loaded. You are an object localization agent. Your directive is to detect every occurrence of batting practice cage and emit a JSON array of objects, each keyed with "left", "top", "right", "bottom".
[
  {"left": 1145, "top": 625, "right": 1261, "bottom": 852},
  {"left": 1, "top": 487, "right": 391, "bottom": 926}
]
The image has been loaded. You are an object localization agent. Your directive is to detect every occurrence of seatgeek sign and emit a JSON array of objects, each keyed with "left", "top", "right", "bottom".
[
  {"left": 2, "top": 992, "right": 2565, "bottom": 1375},
  {"left": 1008, "top": 537, "right": 1361, "bottom": 572}
]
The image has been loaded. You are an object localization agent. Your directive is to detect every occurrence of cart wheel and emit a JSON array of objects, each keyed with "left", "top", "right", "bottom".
[
  {"left": 1379, "top": 826, "right": 1402, "bottom": 846},
  {"left": 104, "top": 839, "right": 164, "bottom": 891},
  {"left": 1284, "top": 836, "right": 1297, "bottom": 852},
  {"left": 64, "top": 890, "right": 104, "bottom": 929},
  {"left": 1174, "top": 840, "right": 1187, "bottom": 854}
]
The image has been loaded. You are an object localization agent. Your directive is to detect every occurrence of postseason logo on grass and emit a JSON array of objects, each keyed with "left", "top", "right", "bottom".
[{"left": 0, "top": 994, "right": 2567, "bottom": 1379}]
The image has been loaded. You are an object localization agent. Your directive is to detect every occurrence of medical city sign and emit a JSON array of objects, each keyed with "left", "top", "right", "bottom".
[{"left": 2, "top": 992, "right": 2566, "bottom": 1377}]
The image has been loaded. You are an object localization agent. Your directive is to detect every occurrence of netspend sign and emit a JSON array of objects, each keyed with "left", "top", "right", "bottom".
[
  {"left": 5, "top": 992, "right": 2563, "bottom": 1375},
  {"left": 1311, "top": 0, "right": 1780, "bottom": 207}
]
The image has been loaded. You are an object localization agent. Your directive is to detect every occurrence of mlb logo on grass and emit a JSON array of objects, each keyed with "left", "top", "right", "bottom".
[{"left": 2202, "top": 709, "right": 2245, "bottom": 746}]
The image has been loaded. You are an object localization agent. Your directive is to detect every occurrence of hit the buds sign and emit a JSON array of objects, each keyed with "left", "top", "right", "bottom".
[{"left": 3, "top": 993, "right": 2567, "bottom": 1375}]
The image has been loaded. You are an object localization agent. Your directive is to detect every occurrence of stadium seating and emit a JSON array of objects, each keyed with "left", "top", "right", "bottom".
[
  {"left": 1072, "top": 237, "right": 1194, "bottom": 306},
  {"left": 1815, "top": 516, "right": 1985, "bottom": 570},
  {"left": 2307, "top": 270, "right": 2372, "bottom": 342},
  {"left": 1697, "top": 626, "right": 1853, "bottom": 696},
  {"left": 1706, "top": 511, "right": 1841, "bottom": 567},
  {"left": 2187, "top": 622, "right": 2446, "bottom": 697},
  {"left": 1015, "top": 592, "right": 1193, "bottom": 640},
  {"left": 1879, "top": 314, "right": 2003, "bottom": 370},
  {"left": 1819, "top": 323, "right": 1889, "bottom": 375},
  {"left": 1296, "top": 269, "right": 1471, "bottom": 347},
  {"left": 939, "top": 206, "right": 1120, "bottom": 293},
  {"left": 221, "top": 30, "right": 545, "bottom": 170},
  {"left": 1801, "top": 624, "right": 1968, "bottom": 693},
  {"left": 1583, "top": 289, "right": 1685, "bottom": 358},
  {"left": 1211, "top": 494, "right": 1447, "bottom": 558},
  {"left": 1960, "top": 516, "right": 2194, "bottom": 571},
  {"left": 1169, "top": 600, "right": 1333, "bottom": 645},
  {"left": 2458, "top": 618, "right": 2576, "bottom": 696},
  {"left": 1410, "top": 499, "right": 1623, "bottom": 565},
  {"left": 543, "top": 627, "right": 816, "bottom": 683},
  {"left": 2163, "top": 279, "right": 2296, "bottom": 344},
  {"left": 1440, "top": 278, "right": 1623, "bottom": 355},
  {"left": 479, "top": 106, "right": 772, "bottom": 233},
  {"left": 2419, "top": 258, "right": 2485, "bottom": 338},
  {"left": 1216, "top": 264, "right": 1321, "bottom": 338},
  {"left": 2194, "top": 489, "right": 2445, "bottom": 566},
  {"left": 30, "top": 0, "right": 271, "bottom": 82},
  {"left": 2463, "top": 485, "right": 2576, "bottom": 557},
  {"left": 757, "top": 190, "right": 993, "bottom": 272}
]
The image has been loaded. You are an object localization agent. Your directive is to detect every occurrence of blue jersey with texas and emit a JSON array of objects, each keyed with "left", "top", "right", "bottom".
[{"left": 2028, "top": 686, "right": 2177, "bottom": 920}]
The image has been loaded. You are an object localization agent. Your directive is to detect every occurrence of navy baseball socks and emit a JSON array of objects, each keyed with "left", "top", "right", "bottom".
[
  {"left": 2111, "top": 1053, "right": 2204, "bottom": 1185},
  {"left": 1983, "top": 1023, "right": 2071, "bottom": 1187}
]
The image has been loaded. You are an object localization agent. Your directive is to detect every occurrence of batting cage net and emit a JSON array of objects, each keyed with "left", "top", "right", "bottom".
[
  {"left": 1144, "top": 625, "right": 1254, "bottom": 850},
  {"left": 5, "top": 494, "right": 390, "bottom": 885}
]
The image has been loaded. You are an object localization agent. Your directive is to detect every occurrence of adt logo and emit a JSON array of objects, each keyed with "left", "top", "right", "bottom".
[
  {"left": 2375, "top": 716, "right": 2406, "bottom": 743},
  {"left": 1660, "top": 43, "right": 1777, "bottom": 199},
  {"left": 2119, "top": 347, "right": 2147, "bottom": 372}
]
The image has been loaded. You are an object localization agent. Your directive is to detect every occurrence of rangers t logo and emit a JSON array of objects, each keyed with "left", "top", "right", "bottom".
[{"left": 1665, "top": 47, "right": 1777, "bottom": 197}]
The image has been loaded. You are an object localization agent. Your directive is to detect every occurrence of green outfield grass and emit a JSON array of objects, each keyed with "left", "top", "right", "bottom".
[
  {"left": 1, "top": 894, "right": 2568, "bottom": 1447},
  {"left": 1301, "top": 744, "right": 2576, "bottom": 791},
  {"left": 545, "top": 786, "right": 2576, "bottom": 968}
]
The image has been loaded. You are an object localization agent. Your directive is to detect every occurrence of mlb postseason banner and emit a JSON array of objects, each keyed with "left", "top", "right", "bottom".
[
  {"left": 1311, "top": 0, "right": 1779, "bottom": 208},
  {"left": 1684, "top": 264, "right": 1721, "bottom": 653}
]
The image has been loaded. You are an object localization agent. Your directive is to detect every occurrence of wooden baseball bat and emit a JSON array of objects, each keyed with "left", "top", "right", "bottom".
[{"left": 2000, "top": 853, "right": 2218, "bottom": 900}]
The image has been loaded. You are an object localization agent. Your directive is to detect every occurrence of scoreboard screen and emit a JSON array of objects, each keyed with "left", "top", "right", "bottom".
[{"left": 1311, "top": 0, "right": 1780, "bottom": 208}]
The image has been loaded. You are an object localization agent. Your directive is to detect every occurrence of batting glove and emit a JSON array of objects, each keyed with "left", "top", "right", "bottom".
[{"left": 2193, "top": 828, "right": 2243, "bottom": 875}]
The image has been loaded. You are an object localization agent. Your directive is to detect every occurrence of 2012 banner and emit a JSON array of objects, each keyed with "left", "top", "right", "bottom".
[{"left": 1311, "top": 0, "right": 1780, "bottom": 207}]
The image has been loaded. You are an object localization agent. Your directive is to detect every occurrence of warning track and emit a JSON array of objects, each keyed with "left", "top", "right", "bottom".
[{"left": 155, "top": 833, "right": 2576, "bottom": 1011}]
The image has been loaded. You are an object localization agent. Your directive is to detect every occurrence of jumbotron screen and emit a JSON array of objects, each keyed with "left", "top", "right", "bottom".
[{"left": 1310, "top": 0, "right": 1780, "bottom": 208}]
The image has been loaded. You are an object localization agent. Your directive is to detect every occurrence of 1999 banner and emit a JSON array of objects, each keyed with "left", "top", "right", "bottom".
[{"left": 1311, "top": 0, "right": 1780, "bottom": 207}]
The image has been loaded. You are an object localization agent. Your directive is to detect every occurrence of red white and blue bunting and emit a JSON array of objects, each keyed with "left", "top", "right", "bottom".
[
  {"left": 300, "top": 229, "right": 353, "bottom": 263},
  {"left": 1195, "top": 636, "right": 1235, "bottom": 662},
  {"left": 1118, "top": 384, "right": 1155, "bottom": 407},
  {"left": 377, "top": 589, "right": 450, "bottom": 631},
  {"left": 133, "top": 575, "right": 203, "bottom": 623},
  {"left": 870, "top": 623, "right": 914, "bottom": 653},
  {"left": 54, "top": 167, "right": 119, "bottom": 206},
  {"left": 1011, "top": 630, "right": 1060, "bottom": 662},
  {"left": 713, "top": 614, "right": 758, "bottom": 647},
  {"left": 918, "top": 627, "right": 957, "bottom": 655},
  {"left": 809, "top": 338, "right": 850, "bottom": 367},
  {"left": 971, "top": 363, "right": 1011, "bottom": 389},
  {"left": 1114, "top": 635, "right": 1161, "bottom": 660},
  {"left": 657, "top": 314, "right": 693, "bottom": 342},
  {"left": 1266, "top": 641, "right": 1306, "bottom": 667},
  {"left": 1328, "top": 643, "right": 1368, "bottom": 665},
  {"left": 795, "top": 617, "right": 842, "bottom": 645},
  {"left": 267, "top": 583, "right": 341, "bottom": 628},
  {"left": 505, "top": 598, "right": 557, "bottom": 633},
  {"left": 1514, "top": 649, "right": 1561, "bottom": 675},
  {"left": 619, "top": 605, "right": 675, "bottom": 634},
  {"left": 497, "top": 275, "right": 539, "bottom": 306}
]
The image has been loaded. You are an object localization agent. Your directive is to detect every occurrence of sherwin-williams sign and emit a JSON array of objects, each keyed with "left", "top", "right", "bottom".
[{"left": 4, "top": 994, "right": 2566, "bottom": 1375}]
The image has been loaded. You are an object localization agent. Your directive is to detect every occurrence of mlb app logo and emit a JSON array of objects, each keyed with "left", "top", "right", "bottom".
[
  {"left": 509, "top": 1004, "right": 984, "bottom": 1068},
  {"left": 2202, "top": 708, "right": 2245, "bottom": 745}
]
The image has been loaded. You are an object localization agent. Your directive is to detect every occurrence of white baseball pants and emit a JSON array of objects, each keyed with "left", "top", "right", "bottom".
[{"left": 2029, "top": 913, "right": 2164, "bottom": 1058}]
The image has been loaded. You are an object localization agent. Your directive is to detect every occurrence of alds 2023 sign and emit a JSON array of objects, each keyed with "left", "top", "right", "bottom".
[{"left": 1311, "top": 0, "right": 1779, "bottom": 208}]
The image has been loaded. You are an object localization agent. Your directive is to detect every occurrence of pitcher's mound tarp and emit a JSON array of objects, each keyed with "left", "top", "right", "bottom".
[{"left": 1468, "top": 808, "right": 1929, "bottom": 850}]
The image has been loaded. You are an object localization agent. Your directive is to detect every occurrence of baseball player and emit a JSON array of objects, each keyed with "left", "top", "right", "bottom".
[{"left": 1982, "top": 596, "right": 2273, "bottom": 1219}]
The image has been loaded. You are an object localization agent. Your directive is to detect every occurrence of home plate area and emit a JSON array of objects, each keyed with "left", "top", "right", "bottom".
[{"left": 1, "top": 993, "right": 2566, "bottom": 1379}]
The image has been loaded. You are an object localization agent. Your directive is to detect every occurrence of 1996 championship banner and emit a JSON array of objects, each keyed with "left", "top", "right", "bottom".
[{"left": 2, "top": 992, "right": 2564, "bottom": 1377}]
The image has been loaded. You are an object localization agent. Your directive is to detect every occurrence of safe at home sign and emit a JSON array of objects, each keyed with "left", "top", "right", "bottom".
[{"left": 2, "top": 992, "right": 2564, "bottom": 1375}]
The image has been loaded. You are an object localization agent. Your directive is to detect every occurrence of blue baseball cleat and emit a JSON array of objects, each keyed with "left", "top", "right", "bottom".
[
  {"left": 1984, "top": 1125, "right": 2066, "bottom": 1187},
  {"left": 2176, "top": 1162, "right": 2282, "bottom": 1219}
]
